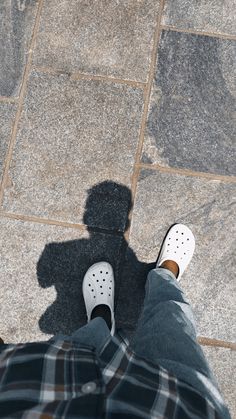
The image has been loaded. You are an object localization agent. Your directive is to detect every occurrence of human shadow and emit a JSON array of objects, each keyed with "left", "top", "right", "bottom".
[{"left": 37, "top": 181, "right": 156, "bottom": 338}]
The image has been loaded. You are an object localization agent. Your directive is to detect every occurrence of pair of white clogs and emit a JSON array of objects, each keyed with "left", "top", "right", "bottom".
[{"left": 82, "top": 224, "right": 195, "bottom": 336}]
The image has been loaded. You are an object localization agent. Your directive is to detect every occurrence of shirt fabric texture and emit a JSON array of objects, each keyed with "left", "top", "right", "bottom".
[{"left": 0, "top": 330, "right": 223, "bottom": 419}]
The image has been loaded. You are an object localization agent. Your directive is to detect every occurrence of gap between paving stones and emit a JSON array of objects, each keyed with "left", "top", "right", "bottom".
[
  {"left": 127, "top": 0, "right": 165, "bottom": 243},
  {"left": 161, "top": 25, "right": 236, "bottom": 41},
  {"left": 31, "top": 66, "right": 147, "bottom": 89},
  {"left": 0, "top": 0, "right": 44, "bottom": 206},
  {"left": 0, "top": 211, "right": 124, "bottom": 236},
  {"left": 0, "top": 97, "right": 18, "bottom": 103},
  {"left": 198, "top": 337, "right": 236, "bottom": 350},
  {"left": 138, "top": 163, "right": 236, "bottom": 183}
]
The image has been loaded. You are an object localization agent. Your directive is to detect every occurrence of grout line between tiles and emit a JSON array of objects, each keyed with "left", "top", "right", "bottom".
[
  {"left": 125, "top": 0, "right": 166, "bottom": 242},
  {"left": 137, "top": 163, "right": 236, "bottom": 183},
  {"left": 161, "top": 25, "right": 236, "bottom": 41},
  {"left": 0, "top": 0, "right": 45, "bottom": 206},
  {"left": 0, "top": 97, "right": 18, "bottom": 104},
  {"left": 31, "top": 65, "right": 147, "bottom": 89},
  {"left": 198, "top": 337, "right": 236, "bottom": 350},
  {"left": 0, "top": 211, "right": 123, "bottom": 236}
]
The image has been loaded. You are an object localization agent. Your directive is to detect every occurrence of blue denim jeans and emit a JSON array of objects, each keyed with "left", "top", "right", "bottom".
[{"left": 53, "top": 268, "right": 229, "bottom": 417}]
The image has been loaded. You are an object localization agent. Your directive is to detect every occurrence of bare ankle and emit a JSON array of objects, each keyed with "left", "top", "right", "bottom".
[{"left": 160, "top": 260, "right": 179, "bottom": 278}]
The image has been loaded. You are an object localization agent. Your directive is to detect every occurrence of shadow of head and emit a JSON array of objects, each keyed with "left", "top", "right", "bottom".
[
  {"left": 83, "top": 180, "right": 132, "bottom": 232},
  {"left": 36, "top": 181, "right": 133, "bottom": 335}
]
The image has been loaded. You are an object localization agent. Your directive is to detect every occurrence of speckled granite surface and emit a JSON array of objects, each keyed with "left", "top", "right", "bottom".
[{"left": 0, "top": 0, "right": 235, "bottom": 414}]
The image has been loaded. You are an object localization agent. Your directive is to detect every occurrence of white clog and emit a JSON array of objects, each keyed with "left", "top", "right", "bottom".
[
  {"left": 82, "top": 262, "right": 115, "bottom": 335},
  {"left": 156, "top": 224, "right": 195, "bottom": 281}
]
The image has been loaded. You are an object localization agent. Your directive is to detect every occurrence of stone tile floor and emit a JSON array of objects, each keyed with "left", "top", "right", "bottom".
[{"left": 0, "top": 0, "right": 235, "bottom": 415}]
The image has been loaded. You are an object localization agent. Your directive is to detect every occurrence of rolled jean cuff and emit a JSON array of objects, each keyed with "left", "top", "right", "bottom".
[{"left": 154, "top": 267, "right": 177, "bottom": 281}]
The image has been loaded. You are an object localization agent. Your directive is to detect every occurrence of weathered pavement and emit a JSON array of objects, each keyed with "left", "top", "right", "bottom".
[{"left": 0, "top": 1, "right": 235, "bottom": 415}]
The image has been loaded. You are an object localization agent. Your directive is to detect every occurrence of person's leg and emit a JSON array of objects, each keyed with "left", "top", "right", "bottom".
[
  {"left": 131, "top": 265, "right": 227, "bottom": 415},
  {"left": 51, "top": 317, "right": 111, "bottom": 355},
  {"left": 70, "top": 304, "right": 112, "bottom": 352},
  {"left": 132, "top": 266, "right": 211, "bottom": 374},
  {"left": 71, "top": 317, "right": 111, "bottom": 353}
]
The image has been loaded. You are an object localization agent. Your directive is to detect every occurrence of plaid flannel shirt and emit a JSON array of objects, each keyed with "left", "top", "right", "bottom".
[{"left": 0, "top": 331, "right": 227, "bottom": 418}]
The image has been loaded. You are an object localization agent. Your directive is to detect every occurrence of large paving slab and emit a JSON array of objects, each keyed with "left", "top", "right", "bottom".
[
  {"left": 0, "top": 0, "right": 37, "bottom": 97},
  {"left": 0, "top": 217, "right": 123, "bottom": 343},
  {"left": 162, "top": 0, "right": 236, "bottom": 36},
  {"left": 142, "top": 30, "right": 236, "bottom": 176},
  {"left": 33, "top": 0, "right": 160, "bottom": 82},
  {"left": 202, "top": 346, "right": 236, "bottom": 417},
  {"left": 2, "top": 70, "right": 143, "bottom": 230},
  {"left": 116, "top": 169, "right": 236, "bottom": 342},
  {"left": 0, "top": 103, "right": 16, "bottom": 182}
]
